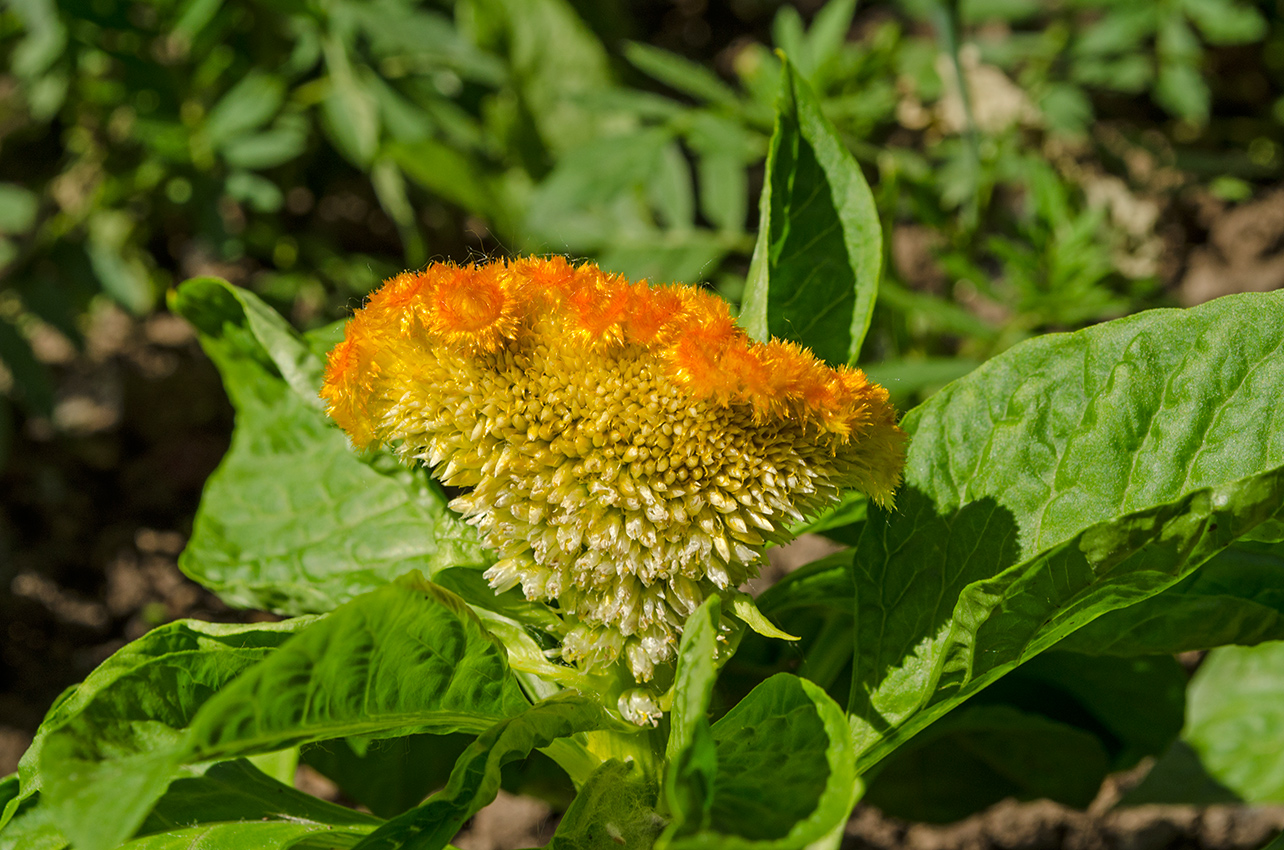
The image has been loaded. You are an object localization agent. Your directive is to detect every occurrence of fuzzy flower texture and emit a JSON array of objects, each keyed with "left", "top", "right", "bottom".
[{"left": 321, "top": 257, "right": 906, "bottom": 686}]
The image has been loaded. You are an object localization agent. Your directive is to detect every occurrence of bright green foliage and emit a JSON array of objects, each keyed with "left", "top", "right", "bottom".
[
  {"left": 1186, "top": 641, "right": 1284, "bottom": 801},
  {"left": 172, "top": 278, "right": 490, "bottom": 615},
  {"left": 182, "top": 575, "right": 531, "bottom": 761},
  {"left": 1, "top": 618, "right": 310, "bottom": 834},
  {"left": 740, "top": 60, "right": 882, "bottom": 366},
  {"left": 849, "top": 291, "right": 1284, "bottom": 768},
  {"left": 36, "top": 575, "right": 530, "bottom": 850}
]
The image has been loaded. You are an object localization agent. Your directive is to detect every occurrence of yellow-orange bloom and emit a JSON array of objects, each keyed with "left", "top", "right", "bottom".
[{"left": 321, "top": 257, "right": 906, "bottom": 689}]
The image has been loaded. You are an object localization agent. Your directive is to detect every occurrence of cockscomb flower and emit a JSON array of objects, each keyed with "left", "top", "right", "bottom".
[{"left": 321, "top": 257, "right": 906, "bottom": 690}]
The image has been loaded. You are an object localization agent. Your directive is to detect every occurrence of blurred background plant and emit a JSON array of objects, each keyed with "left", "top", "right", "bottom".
[
  {"left": 4, "top": 0, "right": 1284, "bottom": 837},
  {"left": 3, "top": 0, "right": 1281, "bottom": 447}
]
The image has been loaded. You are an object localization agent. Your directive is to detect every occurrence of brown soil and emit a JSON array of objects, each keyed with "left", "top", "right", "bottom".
[
  {"left": 0, "top": 305, "right": 241, "bottom": 766},
  {"left": 1180, "top": 187, "right": 1284, "bottom": 306}
]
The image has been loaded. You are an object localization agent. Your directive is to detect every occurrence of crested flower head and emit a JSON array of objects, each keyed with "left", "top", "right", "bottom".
[{"left": 321, "top": 257, "right": 906, "bottom": 688}]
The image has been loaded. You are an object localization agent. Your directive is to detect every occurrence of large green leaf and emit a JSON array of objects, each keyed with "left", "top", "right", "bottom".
[
  {"left": 1057, "top": 540, "right": 1284, "bottom": 656},
  {"left": 1185, "top": 640, "right": 1284, "bottom": 802},
  {"left": 1, "top": 619, "right": 308, "bottom": 835},
  {"left": 184, "top": 576, "right": 530, "bottom": 759},
  {"left": 849, "top": 291, "right": 1284, "bottom": 769},
  {"left": 671, "top": 674, "right": 858, "bottom": 850},
  {"left": 41, "top": 575, "right": 529, "bottom": 850},
  {"left": 863, "top": 705, "right": 1109, "bottom": 823},
  {"left": 171, "top": 278, "right": 490, "bottom": 615},
  {"left": 353, "top": 696, "right": 610, "bottom": 850},
  {"left": 740, "top": 60, "right": 882, "bottom": 367}
]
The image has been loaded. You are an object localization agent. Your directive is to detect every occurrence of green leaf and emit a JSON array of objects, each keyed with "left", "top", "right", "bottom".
[
  {"left": 1038, "top": 83, "right": 1094, "bottom": 136},
  {"left": 221, "top": 121, "right": 309, "bottom": 170},
  {"left": 986, "top": 652, "right": 1186, "bottom": 769},
  {"left": 136, "top": 759, "right": 379, "bottom": 836},
  {"left": 302, "top": 733, "right": 472, "bottom": 819},
  {"left": 225, "top": 170, "right": 283, "bottom": 213},
  {"left": 595, "top": 232, "right": 732, "bottom": 287},
  {"left": 204, "top": 72, "right": 286, "bottom": 145},
  {"left": 120, "top": 823, "right": 368, "bottom": 849},
  {"left": 322, "top": 38, "right": 380, "bottom": 167},
  {"left": 1119, "top": 740, "right": 1239, "bottom": 805},
  {"left": 42, "top": 576, "right": 529, "bottom": 850},
  {"left": 549, "top": 760, "right": 661, "bottom": 850},
  {"left": 1186, "top": 640, "right": 1284, "bottom": 801},
  {"left": 740, "top": 60, "right": 882, "bottom": 367},
  {"left": 1074, "top": 7, "right": 1157, "bottom": 55},
  {"left": 433, "top": 567, "right": 562, "bottom": 632},
  {"left": 184, "top": 575, "right": 530, "bottom": 760},
  {"left": 1154, "top": 60, "right": 1210, "bottom": 122},
  {"left": 25, "top": 619, "right": 310, "bottom": 850},
  {"left": 525, "top": 128, "right": 672, "bottom": 244},
  {"left": 172, "top": 277, "right": 322, "bottom": 404},
  {"left": 0, "top": 184, "right": 38, "bottom": 234},
  {"left": 671, "top": 674, "right": 858, "bottom": 850},
  {"left": 663, "top": 599, "right": 721, "bottom": 840},
  {"left": 729, "top": 594, "right": 799, "bottom": 642},
  {"left": 1057, "top": 541, "right": 1284, "bottom": 656},
  {"left": 650, "top": 140, "right": 695, "bottom": 231},
  {"left": 755, "top": 551, "right": 854, "bottom": 619},
  {"left": 848, "top": 291, "right": 1284, "bottom": 769},
  {"left": 864, "top": 705, "right": 1109, "bottom": 822},
  {"left": 352, "top": 696, "right": 609, "bottom": 850},
  {"left": 170, "top": 277, "right": 489, "bottom": 615},
  {"left": 350, "top": 3, "right": 504, "bottom": 85},
  {"left": 0, "top": 317, "right": 53, "bottom": 416},
  {"left": 1182, "top": 0, "right": 1267, "bottom": 44},
  {"left": 801, "top": 0, "right": 856, "bottom": 80},
  {"left": 390, "top": 138, "right": 504, "bottom": 229},
  {"left": 8, "top": 0, "right": 66, "bottom": 81},
  {"left": 696, "top": 152, "right": 747, "bottom": 233},
  {"left": 87, "top": 213, "right": 154, "bottom": 313},
  {"left": 461, "top": 0, "right": 612, "bottom": 155},
  {"left": 623, "top": 42, "right": 741, "bottom": 110},
  {"left": 0, "top": 798, "right": 66, "bottom": 850}
]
